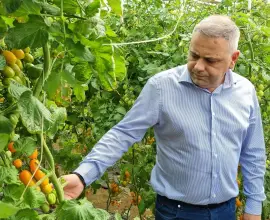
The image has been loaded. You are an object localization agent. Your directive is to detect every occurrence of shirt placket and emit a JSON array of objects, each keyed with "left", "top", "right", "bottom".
[{"left": 210, "top": 93, "right": 218, "bottom": 202}]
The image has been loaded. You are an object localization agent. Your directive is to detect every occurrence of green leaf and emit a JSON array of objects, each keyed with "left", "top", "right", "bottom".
[
  {"left": 5, "top": 15, "right": 49, "bottom": 49},
  {"left": 0, "top": 133, "right": 9, "bottom": 152},
  {"left": 47, "top": 106, "right": 67, "bottom": 139},
  {"left": 95, "top": 56, "right": 116, "bottom": 91},
  {"left": 115, "top": 106, "right": 126, "bottom": 115},
  {"left": 40, "top": 2, "right": 61, "bottom": 16},
  {"left": 24, "top": 187, "right": 46, "bottom": 208},
  {"left": 0, "top": 166, "right": 18, "bottom": 184},
  {"left": 9, "top": 208, "right": 39, "bottom": 220},
  {"left": 0, "top": 115, "right": 13, "bottom": 133},
  {"left": 108, "top": 0, "right": 123, "bottom": 17},
  {"left": 73, "top": 84, "right": 88, "bottom": 102},
  {"left": 54, "top": 0, "right": 79, "bottom": 14},
  {"left": 0, "top": 17, "right": 8, "bottom": 38},
  {"left": 13, "top": 137, "right": 36, "bottom": 156},
  {"left": 85, "top": 0, "right": 100, "bottom": 17},
  {"left": 262, "top": 26, "right": 270, "bottom": 37},
  {"left": 114, "top": 213, "right": 122, "bottom": 220},
  {"left": 56, "top": 198, "right": 110, "bottom": 220},
  {"left": 138, "top": 199, "right": 146, "bottom": 214},
  {"left": 0, "top": 201, "right": 19, "bottom": 218},
  {"left": 3, "top": 184, "right": 25, "bottom": 202},
  {"left": 10, "top": 0, "right": 41, "bottom": 17},
  {"left": 73, "top": 62, "right": 93, "bottom": 83},
  {"left": 18, "top": 91, "right": 52, "bottom": 134},
  {"left": 65, "top": 38, "right": 95, "bottom": 63},
  {"left": 0, "top": 54, "right": 6, "bottom": 70},
  {"left": 114, "top": 53, "right": 126, "bottom": 81},
  {"left": 44, "top": 70, "right": 61, "bottom": 99},
  {"left": 2, "top": 0, "right": 23, "bottom": 13},
  {"left": 8, "top": 79, "right": 31, "bottom": 100}
]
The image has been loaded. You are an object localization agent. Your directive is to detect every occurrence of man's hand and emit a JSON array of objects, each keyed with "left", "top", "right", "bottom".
[
  {"left": 243, "top": 213, "right": 261, "bottom": 220},
  {"left": 62, "top": 174, "right": 85, "bottom": 200}
]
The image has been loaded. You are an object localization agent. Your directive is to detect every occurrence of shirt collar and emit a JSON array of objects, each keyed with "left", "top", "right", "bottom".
[{"left": 177, "top": 65, "right": 234, "bottom": 89}]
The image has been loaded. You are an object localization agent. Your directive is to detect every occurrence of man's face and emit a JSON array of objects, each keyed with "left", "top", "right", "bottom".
[{"left": 187, "top": 32, "right": 239, "bottom": 92}]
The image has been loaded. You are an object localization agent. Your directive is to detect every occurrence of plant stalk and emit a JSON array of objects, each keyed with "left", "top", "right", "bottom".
[
  {"left": 33, "top": 43, "right": 51, "bottom": 98},
  {"left": 42, "top": 135, "right": 65, "bottom": 202}
]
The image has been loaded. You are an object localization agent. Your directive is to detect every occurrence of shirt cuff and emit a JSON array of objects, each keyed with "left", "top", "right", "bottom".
[
  {"left": 74, "top": 162, "right": 99, "bottom": 186},
  {"left": 245, "top": 198, "right": 262, "bottom": 215}
]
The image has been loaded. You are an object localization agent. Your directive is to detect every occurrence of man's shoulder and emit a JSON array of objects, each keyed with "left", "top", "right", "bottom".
[
  {"left": 150, "top": 64, "right": 186, "bottom": 83},
  {"left": 231, "top": 71, "right": 254, "bottom": 88}
]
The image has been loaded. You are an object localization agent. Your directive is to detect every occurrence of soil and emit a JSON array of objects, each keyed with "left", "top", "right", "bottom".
[{"left": 86, "top": 187, "right": 154, "bottom": 220}]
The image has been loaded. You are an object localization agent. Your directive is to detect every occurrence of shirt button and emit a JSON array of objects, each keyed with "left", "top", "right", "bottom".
[
  {"left": 213, "top": 132, "right": 216, "bottom": 136},
  {"left": 213, "top": 174, "right": 217, "bottom": 178},
  {"left": 214, "top": 153, "right": 218, "bottom": 158},
  {"left": 212, "top": 194, "right": 216, "bottom": 198},
  {"left": 178, "top": 205, "right": 181, "bottom": 208},
  {"left": 212, "top": 112, "right": 215, "bottom": 116}
]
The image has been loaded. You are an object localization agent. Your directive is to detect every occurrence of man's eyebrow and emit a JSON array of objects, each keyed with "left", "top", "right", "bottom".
[{"left": 190, "top": 51, "right": 221, "bottom": 60}]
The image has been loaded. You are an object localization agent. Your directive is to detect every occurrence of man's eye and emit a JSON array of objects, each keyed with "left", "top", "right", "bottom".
[
  {"left": 191, "top": 54, "right": 199, "bottom": 59},
  {"left": 206, "top": 59, "right": 217, "bottom": 63}
]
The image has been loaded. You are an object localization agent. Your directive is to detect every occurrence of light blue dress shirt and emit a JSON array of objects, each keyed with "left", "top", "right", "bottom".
[{"left": 75, "top": 65, "right": 266, "bottom": 215}]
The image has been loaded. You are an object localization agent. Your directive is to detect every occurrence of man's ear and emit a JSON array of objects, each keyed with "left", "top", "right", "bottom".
[{"left": 229, "top": 50, "right": 240, "bottom": 69}]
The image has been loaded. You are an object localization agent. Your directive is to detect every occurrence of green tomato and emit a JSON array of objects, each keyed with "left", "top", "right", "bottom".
[
  {"left": 128, "top": 100, "right": 133, "bottom": 106},
  {"left": 9, "top": 114, "right": 19, "bottom": 125},
  {"left": 13, "top": 76, "right": 23, "bottom": 84},
  {"left": 9, "top": 63, "right": 22, "bottom": 76},
  {"left": 47, "top": 193, "right": 56, "bottom": 205},
  {"left": 258, "top": 84, "right": 264, "bottom": 91},
  {"left": 23, "top": 53, "right": 34, "bottom": 63},
  {"left": 123, "top": 84, "right": 128, "bottom": 90},
  {"left": 5, "top": 151, "right": 12, "bottom": 158},
  {"left": 2, "top": 66, "right": 15, "bottom": 78},
  {"left": 2, "top": 78, "right": 12, "bottom": 86},
  {"left": 257, "top": 90, "right": 264, "bottom": 97},
  {"left": 41, "top": 203, "right": 50, "bottom": 213}
]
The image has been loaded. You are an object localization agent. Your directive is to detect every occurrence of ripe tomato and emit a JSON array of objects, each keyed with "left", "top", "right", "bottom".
[
  {"left": 13, "top": 159, "right": 23, "bottom": 168},
  {"left": 19, "top": 170, "right": 36, "bottom": 186},
  {"left": 34, "top": 169, "right": 49, "bottom": 187},
  {"left": 29, "top": 149, "right": 38, "bottom": 159},
  {"left": 11, "top": 49, "right": 25, "bottom": 60},
  {"left": 8, "top": 142, "right": 16, "bottom": 153},
  {"left": 41, "top": 184, "right": 53, "bottom": 194},
  {"left": 2, "top": 50, "right": 17, "bottom": 65},
  {"left": 235, "top": 198, "right": 242, "bottom": 207},
  {"left": 29, "top": 159, "right": 39, "bottom": 173},
  {"left": 124, "top": 170, "right": 131, "bottom": 178}
]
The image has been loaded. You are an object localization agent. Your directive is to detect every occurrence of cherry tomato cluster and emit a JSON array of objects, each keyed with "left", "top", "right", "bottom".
[
  {"left": 0, "top": 47, "right": 35, "bottom": 87},
  {"left": 130, "top": 191, "right": 142, "bottom": 206},
  {"left": 7, "top": 142, "right": 57, "bottom": 212}
]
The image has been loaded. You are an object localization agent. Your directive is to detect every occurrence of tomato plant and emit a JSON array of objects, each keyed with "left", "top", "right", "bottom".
[{"left": 0, "top": 0, "right": 269, "bottom": 219}]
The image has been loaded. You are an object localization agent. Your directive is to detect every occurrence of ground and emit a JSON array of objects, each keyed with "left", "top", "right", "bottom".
[{"left": 86, "top": 187, "right": 154, "bottom": 220}]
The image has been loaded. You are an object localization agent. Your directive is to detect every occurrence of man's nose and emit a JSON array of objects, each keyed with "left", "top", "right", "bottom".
[{"left": 194, "top": 59, "right": 205, "bottom": 72}]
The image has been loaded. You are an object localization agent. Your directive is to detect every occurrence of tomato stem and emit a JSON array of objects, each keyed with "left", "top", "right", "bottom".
[
  {"left": 42, "top": 136, "right": 65, "bottom": 202},
  {"left": 33, "top": 42, "right": 51, "bottom": 98},
  {"left": 35, "top": 171, "right": 52, "bottom": 186},
  {"left": 0, "top": 152, "right": 9, "bottom": 168}
]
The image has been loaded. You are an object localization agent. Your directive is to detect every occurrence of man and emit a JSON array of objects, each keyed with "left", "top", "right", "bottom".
[{"left": 63, "top": 15, "right": 266, "bottom": 220}]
